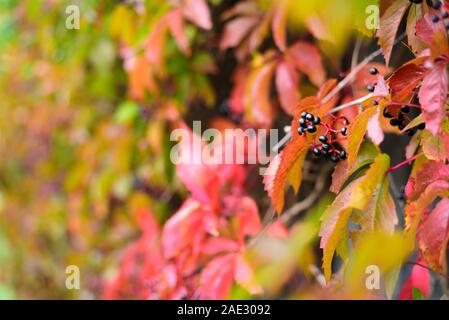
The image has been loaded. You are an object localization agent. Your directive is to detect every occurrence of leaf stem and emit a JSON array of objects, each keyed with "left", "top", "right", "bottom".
[{"left": 386, "top": 152, "right": 423, "bottom": 173}]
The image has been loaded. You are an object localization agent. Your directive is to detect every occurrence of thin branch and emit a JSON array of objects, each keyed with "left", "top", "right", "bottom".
[
  {"left": 351, "top": 36, "right": 363, "bottom": 106},
  {"left": 321, "top": 32, "right": 406, "bottom": 105},
  {"left": 281, "top": 163, "right": 333, "bottom": 223},
  {"left": 325, "top": 93, "right": 373, "bottom": 115}
]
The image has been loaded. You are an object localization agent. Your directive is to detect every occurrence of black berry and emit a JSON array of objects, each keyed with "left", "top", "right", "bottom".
[
  {"left": 306, "top": 113, "right": 314, "bottom": 121},
  {"left": 312, "top": 147, "right": 321, "bottom": 156},
  {"left": 301, "top": 111, "right": 308, "bottom": 118},
  {"left": 401, "top": 105, "right": 410, "bottom": 113},
  {"left": 341, "top": 127, "right": 348, "bottom": 136},
  {"left": 432, "top": 15, "right": 440, "bottom": 23},
  {"left": 406, "top": 129, "right": 415, "bottom": 136},
  {"left": 390, "top": 119, "right": 399, "bottom": 126},
  {"left": 418, "top": 123, "right": 426, "bottom": 130},
  {"left": 298, "top": 127, "right": 305, "bottom": 135},
  {"left": 330, "top": 155, "right": 339, "bottom": 163},
  {"left": 319, "top": 135, "right": 328, "bottom": 143},
  {"left": 383, "top": 108, "right": 393, "bottom": 118},
  {"left": 339, "top": 150, "right": 347, "bottom": 159},
  {"left": 307, "top": 125, "right": 317, "bottom": 133},
  {"left": 442, "top": 11, "right": 448, "bottom": 19},
  {"left": 299, "top": 118, "right": 307, "bottom": 127},
  {"left": 367, "top": 85, "right": 375, "bottom": 92},
  {"left": 372, "top": 100, "right": 379, "bottom": 105},
  {"left": 322, "top": 143, "right": 331, "bottom": 151},
  {"left": 369, "top": 67, "right": 378, "bottom": 75},
  {"left": 432, "top": 0, "right": 442, "bottom": 9},
  {"left": 313, "top": 116, "right": 321, "bottom": 125}
]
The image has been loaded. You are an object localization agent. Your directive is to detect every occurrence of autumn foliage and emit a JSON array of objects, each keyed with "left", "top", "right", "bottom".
[{"left": 1, "top": 0, "right": 449, "bottom": 300}]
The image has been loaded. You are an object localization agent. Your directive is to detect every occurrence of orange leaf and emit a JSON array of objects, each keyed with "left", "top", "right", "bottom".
[
  {"left": 244, "top": 60, "right": 276, "bottom": 126},
  {"left": 376, "top": 0, "right": 410, "bottom": 65}
]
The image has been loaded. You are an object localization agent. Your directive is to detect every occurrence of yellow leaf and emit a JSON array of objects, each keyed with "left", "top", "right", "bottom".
[
  {"left": 347, "top": 107, "right": 378, "bottom": 169},
  {"left": 344, "top": 231, "right": 412, "bottom": 295}
]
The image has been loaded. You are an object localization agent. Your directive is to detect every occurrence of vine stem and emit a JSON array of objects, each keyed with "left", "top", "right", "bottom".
[
  {"left": 386, "top": 152, "right": 423, "bottom": 174},
  {"left": 321, "top": 32, "right": 406, "bottom": 105}
]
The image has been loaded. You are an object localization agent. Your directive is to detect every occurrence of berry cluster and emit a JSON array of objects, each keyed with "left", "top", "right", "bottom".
[
  {"left": 312, "top": 135, "right": 347, "bottom": 163},
  {"left": 424, "top": 0, "right": 449, "bottom": 30},
  {"left": 297, "top": 111, "right": 320, "bottom": 135},
  {"left": 408, "top": 1, "right": 449, "bottom": 29},
  {"left": 382, "top": 104, "right": 426, "bottom": 136},
  {"left": 297, "top": 112, "right": 349, "bottom": 163}
]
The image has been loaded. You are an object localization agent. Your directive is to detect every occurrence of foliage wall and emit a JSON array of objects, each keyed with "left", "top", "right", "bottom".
[{"left": 0, "top": 0, "right": 448, "bottom": 299}]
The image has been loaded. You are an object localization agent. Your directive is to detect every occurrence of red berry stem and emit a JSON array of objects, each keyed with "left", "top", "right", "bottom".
[
  {"left": 388, "top": 102, "right": 421, "bottom": 108},
  {"left": 386, "top": 152, "right": 423, "bottom": 174}
]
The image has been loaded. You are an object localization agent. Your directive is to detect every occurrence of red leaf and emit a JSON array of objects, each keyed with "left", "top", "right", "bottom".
[
  {"left": 287, "top": 41, "right": 325, "bottom": 86},
  {"left": 399, "top": 262, "right": 430, "bottom": 300},
  {"left": 418, "top": 198, "right": 449, "bottom": 273},
  {"left": 275, "top": 60, "right": 300, "bottom": 114},
  {"left": 387, "top": 58, "right": 428, "bottom": 102},
  {"left": 234, "top": 254, "right": 262, "bottom": 294},
  {"left": 418, "top": 62, "right": 448, "bottom": 135},
  {"left": 416, "top": 13, "right": 449, "bottom": 58},
  {"left": 220, "top": 17, "right": 258, "bottom": 50},
  {"left": 267, "top": 220, "right": 289, "bottom": 238},
  {"left": 201, "top": 237, "right": 240, "bottom": 256},
  {"left": 415, "top": 13, "right": 434, "bottom": 45},
  {"left": 405, "top": 160, "right": 449, "bottom": 201},
  {"left": 167, "top": 8, "right": 190, "bottom": 55},
  {"left": 272, "top": 4, "right": 287, "bottom": 51},
  {"left": 162, "top": 199, "right": 216, "bottom": 260},
  {"left": 235, "top": 196, "right": 262, "bottom": 243},
  {"left": 175, "top": 126, "right": 221, "bottom": 205},
  {"left": 182, "top": 0, "right": 212, "bottom": 30},
  {"left": 196, "top": 254, "right": 236, "bottom": 299},
  {"left": 376, "top": 0, "right": 410, "bottom": 65}
]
